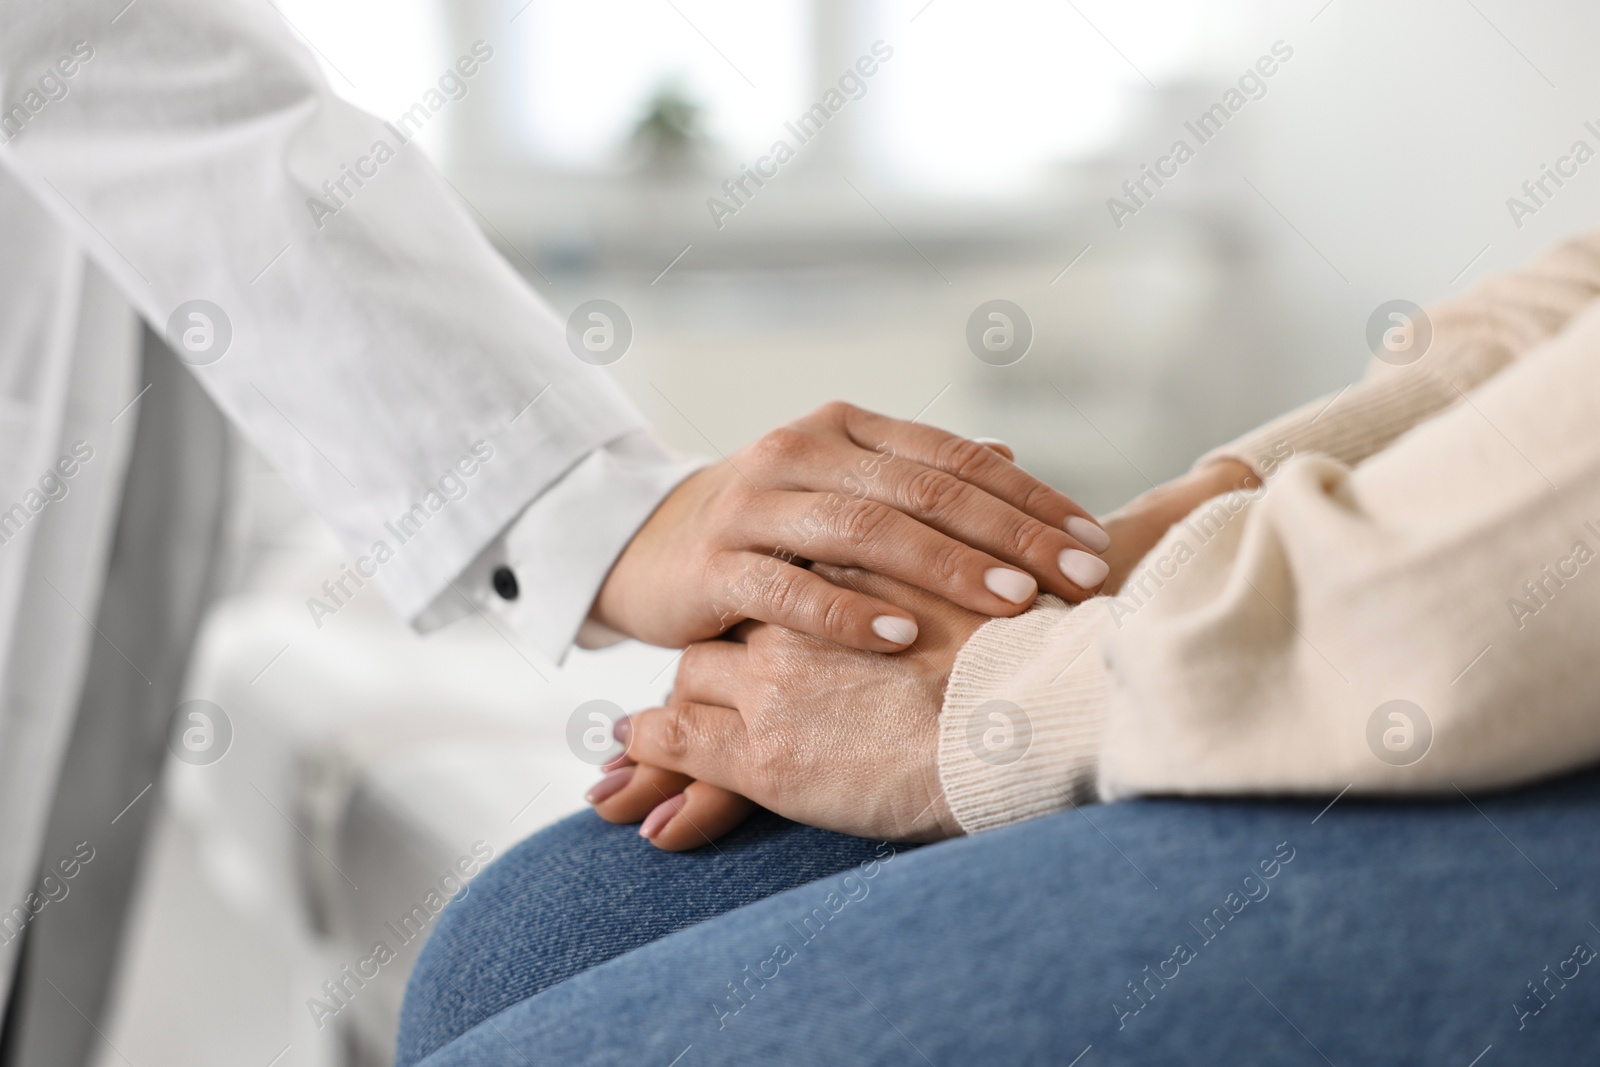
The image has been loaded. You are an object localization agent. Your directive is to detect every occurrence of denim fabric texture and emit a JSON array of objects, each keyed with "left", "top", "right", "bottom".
[
  {"left": 397, "top": 809, "right": 893, "bottom": 1066},
  {"left": 405, "top": 767, "right": 1600, "bottom": 1066}
]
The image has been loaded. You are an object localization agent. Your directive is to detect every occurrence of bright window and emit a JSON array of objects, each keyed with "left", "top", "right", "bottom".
[
  {"left": 273, "top": 0, "right": 1265, "bottom": 194},
  {"left": 860, "top": 0, "right": 1242, "bottom": 195},
  {"left": 511, "top": 0, "right": 811, "bottom": 167}
]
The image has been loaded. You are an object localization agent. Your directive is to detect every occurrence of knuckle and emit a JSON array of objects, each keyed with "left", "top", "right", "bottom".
[
  {"left": 835, "top": 499, "right": 894, "bottom": 547},
  {"left": 1020, "top": 479, "right": 1060, "bottom": 519},
  {"left": 761, "top": 567, "right": 813, "bottom": 621},
  {"left": 1009, "top": 516, "right": 1054, "bottom": 559},
  {"left": 903, "top": 467, "right": 968, "bottom": 517},
  {"left": 929, "top": 538, "right": 969, "bottom": 587},
  {"left": 814, "top": 399, "right": 854, "bottom": 423},
  {"left": 819, "top": 589, "right": 865, "bottom": 639},
  {"left": 934, "top": 435, "right": 995, "bottom": 480},
  {"left": 659, "top": 703, "right": 697, "bottom": 759},
  {"left": 750, "top": 426, "right": 809, "bottom": 470}
]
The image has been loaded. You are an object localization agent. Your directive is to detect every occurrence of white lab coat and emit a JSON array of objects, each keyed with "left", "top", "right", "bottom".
[{"left": 0, "top": 0, "right": 696, "bottom": 1001}]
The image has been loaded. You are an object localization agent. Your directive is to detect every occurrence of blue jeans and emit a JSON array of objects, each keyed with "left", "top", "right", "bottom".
[
  {"left": 402, "top": 770, "right": 1600, "bottom": 1066},
  {"left": 398, "top": 809, "right": 894, "bottom": 1065}
]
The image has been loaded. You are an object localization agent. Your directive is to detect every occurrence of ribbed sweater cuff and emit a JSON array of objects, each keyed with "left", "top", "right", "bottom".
[
  {"left": 1198, "top": 367, "right": 1457, "bottom": 480},
  {"left": 937, "top": 597, "right": 1114, "bottom": 834}
]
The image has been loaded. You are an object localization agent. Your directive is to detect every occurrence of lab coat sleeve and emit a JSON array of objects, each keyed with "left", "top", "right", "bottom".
[
  {"left": 0, "top": 0, "right": 659, "bottom": 648},
  {"left": 416, "top": 430, "right": 707, "bottom": 661}
]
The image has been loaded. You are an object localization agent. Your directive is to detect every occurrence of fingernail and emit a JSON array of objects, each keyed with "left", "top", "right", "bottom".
[
  {"left": 984, "top": 567, "right": 1036, "bottom": 604},
  {"left": 973, "top": 436, "right": 1010, "bottom": 451},
  {"left": 1059, "top": 548, "right": 1110, "bottom": 589},
  {"left": 586, "top": 766, "right": 634, "bottom": 804},
  {"left": 871, "top": 615, "right": 919, "bottom": 645},
  {"left": 613, "top": 716, "right": 632, "bottom": 747},
  {"left": 1065, "top": 516, "right": 1112, "bottom": 553},
  {"left": 640, "top": 793, "right": 688, "bottom": 839},
  {"left": 601, "top": 754, "right": 631, "bottom": 773}
]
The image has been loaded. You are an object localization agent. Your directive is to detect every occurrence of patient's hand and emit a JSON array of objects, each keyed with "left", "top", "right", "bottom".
[
  {"left": 586, "top": 762, "right": 757, "bottom": 852},
  {"left": 591, "top": 402, "right": 1110, "bottom": 653},
  {"left": 591, "top": 565, "right": 984, "bottom": 848}
]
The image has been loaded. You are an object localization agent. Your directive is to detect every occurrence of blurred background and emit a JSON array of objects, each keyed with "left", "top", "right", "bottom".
[{"left": 84, "top": 1, "right": 1600, "bottom": 1064}]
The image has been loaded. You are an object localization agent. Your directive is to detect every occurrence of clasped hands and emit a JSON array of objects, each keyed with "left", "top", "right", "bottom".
[
  {"left": 583, "top": 401, "right": 1253, "bottom": 851},
  {"left": 595, "top": 566, "right": 985, "bottom": 849}
]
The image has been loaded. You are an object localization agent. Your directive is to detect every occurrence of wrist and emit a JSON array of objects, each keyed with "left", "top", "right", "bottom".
[
  {"left": 1188, "top": 457, "right": 1259, "bottom": 497},
  {"left": 1150, "top": 459, "right": 1257, "bottom": 524},
  {"left": 1099, "top": 459, "right": 1256, "bottom": 595},
  {"left": 589, "top": 465, "right": 719, "bottom": 645}
]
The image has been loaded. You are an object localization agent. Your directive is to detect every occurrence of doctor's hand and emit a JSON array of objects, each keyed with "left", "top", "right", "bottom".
[
  {"left": 592, "top": 565, "right": 982, "bottom": 848},
  {"left": 590, "top": 401, "right": 1109, "bottom": 652}
]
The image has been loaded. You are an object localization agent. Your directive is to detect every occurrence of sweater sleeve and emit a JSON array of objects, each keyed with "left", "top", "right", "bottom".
[
  {"left": 936, "top": 597, "right": 1112, "bottom": 832},
  {"left": 1202, "top": 228, "right": 1600, "bottom": 479},
  {"left": 938, "top": 239, "right": 1600, "bottom": 833}
]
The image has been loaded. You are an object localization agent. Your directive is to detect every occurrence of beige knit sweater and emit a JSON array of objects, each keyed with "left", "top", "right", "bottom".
[{"left": 939, "top": 231, "right": 1600, "bottom": 832}]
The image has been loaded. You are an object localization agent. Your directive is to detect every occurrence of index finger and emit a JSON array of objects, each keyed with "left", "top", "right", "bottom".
[
  {"left": 836, "top": 405, "right": 1103, "bottom": 541},
  {"left": 617, "top": 702, "right": 748, "bottom": 794}
]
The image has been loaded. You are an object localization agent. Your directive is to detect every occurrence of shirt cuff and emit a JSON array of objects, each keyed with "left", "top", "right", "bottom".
[
  {"left": 937, "top": 596, "right": 1115, "bottom": 834},
  {"left": 411, "top": 430, "right": 708, "bottom": 663}
]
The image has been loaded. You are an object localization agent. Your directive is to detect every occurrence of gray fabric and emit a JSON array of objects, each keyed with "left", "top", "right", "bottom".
[
  {"left": 0, "top": 332, "right": 230, "bottom": 1067},
  {"left": 0, "top": 202, "right": 143, "bottom": 1011}
]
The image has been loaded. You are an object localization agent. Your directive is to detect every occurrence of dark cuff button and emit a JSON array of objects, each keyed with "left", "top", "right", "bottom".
[{"left": 492, "top": 565, "right": 520, "bottom": 601}]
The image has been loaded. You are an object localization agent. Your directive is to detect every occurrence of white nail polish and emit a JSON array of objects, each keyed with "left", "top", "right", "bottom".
[
  {"left": 1065, "top": 515, "right": 1112, "bottom": 553},
  {"left": 984, "top": 567, "right": 1037, "bottom": 604},
  {"left": 871, "top": 615, "right": 918, "bottom": 645},
  {"left": 1059, "top": 548, "right": 1110, "bottom": 589}
]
